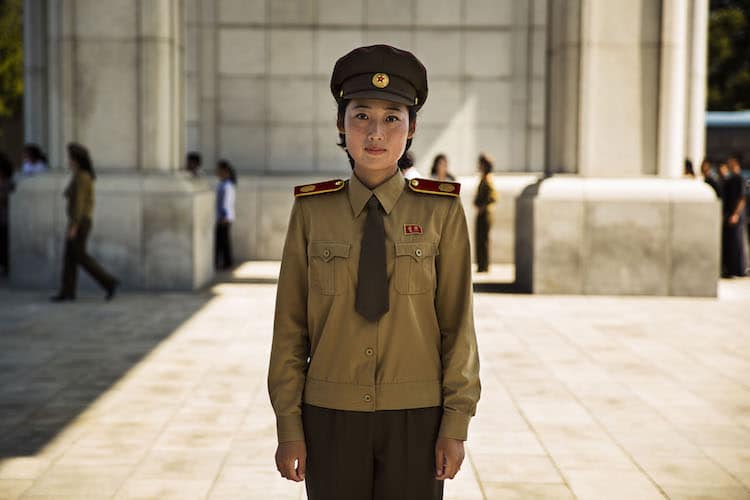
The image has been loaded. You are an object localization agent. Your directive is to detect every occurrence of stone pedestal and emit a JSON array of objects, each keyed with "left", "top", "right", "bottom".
[
  {"left": 10, "top": 172, "right": 214, "bottom": 291},
  {"left": 515, "top": 177, "right": 720, "bottom": 296}
]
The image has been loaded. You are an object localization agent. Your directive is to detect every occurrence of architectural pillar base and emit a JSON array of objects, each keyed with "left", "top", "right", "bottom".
[
  {"left": 515, "top": 176, "right": 721, "bottom": 297},
  {"left": 10, "top": 172, "right": 215, "bottom": 291}
]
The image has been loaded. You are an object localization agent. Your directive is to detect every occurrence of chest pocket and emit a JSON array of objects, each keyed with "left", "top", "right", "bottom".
[
  {"left": 394, "top": 241, "right": 439, "bottom": 295},
  {"left": 308, "top": 241, "right": 351, "bottom": 295}
]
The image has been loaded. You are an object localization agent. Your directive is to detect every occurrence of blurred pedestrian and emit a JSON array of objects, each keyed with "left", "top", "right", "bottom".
[
  {"left": 0, "top": 152, "right": 15, "bottom": 276},
  {"left": 683, "top": 158, "right": 695, "bottom": 178},
  {"left": 21, "top": 143, "right": 48, "bottom": 177},
  {"left": 430, "top": 153, "right": 456, "bottom": 181},
  {"left": 700, "top": 159, "right": 722, "bottom": 198},
  {"left": 473, "top": 153, "right": 497, "bottom": 273},
  {"left": 185, "top": 151, "right": 202, "bottom": 177},
  {"left": 51, "top": 143, "right": 119, "bottom": 301},
  {"left": 398, "top": 151, "right": 420, "bottom": 179},
  {"left": 720, "top": 155, "right": 747, "bottom": 278},
  {"left": 215, "top": 159, "right": 236, "bottom": 270}
]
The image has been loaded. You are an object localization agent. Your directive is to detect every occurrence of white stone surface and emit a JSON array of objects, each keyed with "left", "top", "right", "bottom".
[
  {"left": 269, "top": 0, "right": 315, "bottom": 25},
  {"left": 315, "top": 30, "right": 364, "bottom": 76},
  {"left": 218, "top": 29, "right": 266, "bottom": 76},
  {"left": 268, "top": 80, "right": 315, "bottom": 124},
  {"left": 414, "top": 30, "right": 462, "bottom": 78},
  {"left": 218, "top": 0, "right": 266, "bottom": 24},
  {"left": 268, "top": 29, "right": 314, "bottom": 75},
  {"left": 318, "top": 0, "right": 364, "bottom": 25},
  {"left": 218, "top": 125, "right": 267, "bottom": 169},
  {"left": 464, "top": 0, "right": 514, "bottom": 26},
  {"left": 364, "top": 0, "right": 413, "bottom": 26},
  {"left": 218, "top": 77, "right": 266, "bottom": 123},
  {"left": 464, "top": 32, "right": 512, "bottom": 77}
]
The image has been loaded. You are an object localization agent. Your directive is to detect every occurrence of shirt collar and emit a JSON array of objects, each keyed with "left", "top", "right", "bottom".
[{"left": 348, "top": 168, "right": 406, "bottom": 217}]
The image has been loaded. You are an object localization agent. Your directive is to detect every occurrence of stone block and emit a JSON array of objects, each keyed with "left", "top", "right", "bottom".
[
  {"left": 414, "top": 30, "right": 462, "bottom": 78},
  {"left": 316, "top": 126, "right": 351, "bottom": 173},
  {"left": 269, "top": 0, "right": 314, "bottom": 25},
  {"left": 363, "top": 30, "right": 414, "bottom": 52},
  {"left": 364, "top": 0, "right": 413, "bottom": 26},
  {"left": 315, "top": 78, "right": 339, "bottom": 124},
  {"left": 218, "top": 125, "right": 267, "bottom": 170},
  {"left": 231, "top": 182, "right": 260, "bottom": 261},
  {"left": 315, "top": 30, "right": 364, "bottom": 76},
  {"left": 268, "top": 126, "right": 315, "bottom": 172},
  {"left": 269, "top": 79, "right": 315, "bottom": 124},
  {"left": 219, "top": 77, "right": 266, "bottom": 123},
  {"left": 269, "top": 29, "right": 314, "bottom": 75},
  {"left": 465, "top": 32, "right": 512, "bottom": 77},
  {"left": 464, "top": 0, "right": 513, "bottom": 26},
  {"left": 415, "top": 0, "right": 461, "bottom": 26},
  {"left": 75, "top": 41, "right": 138, "bottom": 169},
  {"left": 417, "top": 80, "right": 463, "bottom": 126},
  {"left": 74, "top": 0, "right": 136, "bottom": 39},
  {"left": 476, "top": 127, "right": 512, "bottom": 171},
  {"left": 318, "top": 0, "right": 364, "bottom": 25},
  {"left": 218, "top": 29, "right": 266, "bottom": 76},
  {"left": 218, "top": 0, "right": 266, "bottom": 24},
  {"left": 465, "top": 80, "right": 512, "bottom": 126}
]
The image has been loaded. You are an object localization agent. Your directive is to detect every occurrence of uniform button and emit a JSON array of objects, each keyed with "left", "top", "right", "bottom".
[
  {"left": 323, "top": 248, "right": 331, "bottom": 258},
  {"left": 365, "top": 348, "right": 374, "bottom": 356},
  {"left": 363, "top": 394, "right": 372, "bottom": 402},
  {"left": 415, "top": 248, "right": 423, "bottom": 257}
]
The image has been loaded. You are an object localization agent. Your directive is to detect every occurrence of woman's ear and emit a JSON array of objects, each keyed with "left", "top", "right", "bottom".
[{"left": 407, "top": 116, "right": 417, "bottom": 139}]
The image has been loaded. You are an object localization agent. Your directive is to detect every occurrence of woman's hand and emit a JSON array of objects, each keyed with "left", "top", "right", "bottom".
[
  {"left": 275, "top": 440, "right": 307, "bottom": 482},
  {"left": 435, "top": 436, "right": 465, "bottom": 480},
  {"left": 67, "top": 225, "right": 77, "bottom": 240},
  {"left": 728, "top": 213, "right": 740, "bottom": 226}
]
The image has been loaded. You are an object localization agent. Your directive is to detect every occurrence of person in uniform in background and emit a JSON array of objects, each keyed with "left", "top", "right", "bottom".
[
  {"left": 21, "top": 143, "right": 48, "bottom": 177},
  {"left": 430, "top": 153, "right": 456, "bottom": 181},
  {"left": 185, "top": 151, "right": 202, "bottom": 177},
  {"left": 721, "top": 155, "right": 748, "bottom": 277},
  {"left": 683, "top": 158, "right": 695, "bottom": 178},
  {"left": 51, "top": 143, "right": 119, "bottom": 301},
  {"left": 268, "top": 44, "right": 480, "bottom": 500},
  {"left": 215, "top": 159, "right": 236, "bottom": 271},
  {"left": 701, "top": 158, "right": 722, "bottom": 198},
  {"left": 398, "top": 151, "right": 421, "bottom": 179},
  {"left": 473, "top": 153, "right": 497, "bottom": 273}
]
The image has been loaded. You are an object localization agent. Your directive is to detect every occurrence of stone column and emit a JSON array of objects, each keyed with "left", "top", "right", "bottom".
[
  {"left": 657, "top": 0, "right": 690, "bottom": 177},
  {"left": 685, "top": 0, "right": 709, "bottom": 166},
  {"left": 23, "top": 0, "right": 47, "bottom": 147},
  {"left": 12, "top": 0, "right": 214, "bottom": 291},
  {"left": 516, "top": 0, "right": 720, "bottom": 297}
]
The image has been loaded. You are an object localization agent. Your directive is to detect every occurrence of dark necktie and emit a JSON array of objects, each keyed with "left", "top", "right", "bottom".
[{"left": 356, "top": 195, "right": 389, "bottom": 321}]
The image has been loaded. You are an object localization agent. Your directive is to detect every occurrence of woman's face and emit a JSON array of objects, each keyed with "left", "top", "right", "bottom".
[
  {"left": 341, "top": 98, "right": 414, "bottom": 174},
  {"left": 437, "top": 158, "right": 447, "bottom": 176}
]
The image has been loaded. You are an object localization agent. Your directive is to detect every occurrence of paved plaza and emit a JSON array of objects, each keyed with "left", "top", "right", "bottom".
[{"left": 1, "top": 264, "right": 749, "bottom": 499}]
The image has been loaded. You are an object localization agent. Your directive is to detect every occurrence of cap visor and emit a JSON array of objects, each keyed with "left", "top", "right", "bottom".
[{"left": 343, "top": 90, "right": 414, "bottom": 106}]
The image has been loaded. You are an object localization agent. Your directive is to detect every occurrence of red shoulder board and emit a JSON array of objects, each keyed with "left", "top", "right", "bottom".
[
  {"left": 294, "top": 179, "right": 346, "bottom": 198},
  {"left": 407, "top": 178, "right": 461, "bottom": 197}
]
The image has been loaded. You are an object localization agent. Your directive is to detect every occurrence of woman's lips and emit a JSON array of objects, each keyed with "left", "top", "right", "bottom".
[{"left": 365, "top": 147, "right": 386, "bottom": 155}]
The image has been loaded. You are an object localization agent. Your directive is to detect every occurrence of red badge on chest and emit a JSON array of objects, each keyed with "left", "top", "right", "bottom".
[{"left": 403, "top": 224, "right": 423, "bottom": 235}]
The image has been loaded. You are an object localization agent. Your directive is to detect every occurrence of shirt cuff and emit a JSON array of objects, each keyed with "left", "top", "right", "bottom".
[
  {"left": 438, "top": 410, "right": 471, "bottom": 441},
  {"left": 276, "top": 414, "right": 305, "bottom": 443}
]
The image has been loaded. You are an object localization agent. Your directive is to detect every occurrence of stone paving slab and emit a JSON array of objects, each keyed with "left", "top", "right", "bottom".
[{"left": 1, "top": 268, "right": 749, "bottom": 499}]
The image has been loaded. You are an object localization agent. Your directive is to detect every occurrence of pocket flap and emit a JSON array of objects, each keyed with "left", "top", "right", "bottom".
[
  {"left": 309, "top": 241, "right": 351, "bottom": 262},
  {"left": 395, "top": 241, "right": 439, "bottom": 260}
]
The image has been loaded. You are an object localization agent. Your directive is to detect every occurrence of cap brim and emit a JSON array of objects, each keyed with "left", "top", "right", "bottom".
[{"left": 343, "top": 90, "right": 414, "bottom": 106}]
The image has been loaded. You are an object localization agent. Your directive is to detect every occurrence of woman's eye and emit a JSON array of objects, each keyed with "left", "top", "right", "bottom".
[
  {"left": 385, "top": 115, "right": 400, "bottom": 122},
  {"left": 355, "top": 113, "right": 368, "bottom": 120}
]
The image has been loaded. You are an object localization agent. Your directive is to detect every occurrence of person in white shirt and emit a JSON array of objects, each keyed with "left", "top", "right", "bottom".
[
  {"left": 21, "top": 144, "right": 48, "bottom": 176},
  {"left": 215, "top": 159, "right": 236, "bottom": 270}
]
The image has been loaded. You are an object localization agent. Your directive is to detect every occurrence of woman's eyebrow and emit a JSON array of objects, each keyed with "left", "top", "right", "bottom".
[{"left": 353, "top": 105, "right": 371, "bottom": 109}]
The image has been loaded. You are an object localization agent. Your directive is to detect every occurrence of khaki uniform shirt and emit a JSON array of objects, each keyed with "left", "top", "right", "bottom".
[
  {"left": 65, "top": 170, "right": 94, "bottom": 226},
  {"left": 268, "top": 169, "right": 481, "bottom": 443}
]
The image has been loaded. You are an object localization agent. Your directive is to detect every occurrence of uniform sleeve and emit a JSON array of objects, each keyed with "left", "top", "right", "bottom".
[
  {"left": 267, "top": 199, "right": 310, "bottom": 443},
  {"left": 435, "top": 197, "right": 481, "bottom": 441},
  {"left": 70, "top": 173, "right": 90, "bottom": 225}
]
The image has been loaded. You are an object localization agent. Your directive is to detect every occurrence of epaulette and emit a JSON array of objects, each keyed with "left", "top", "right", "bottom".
[
  {"left": 407, "top": 178, "right": 461, "bottom": 197},
  {"left": 294, "top": 179, "right": 346, "bottom": 198}
]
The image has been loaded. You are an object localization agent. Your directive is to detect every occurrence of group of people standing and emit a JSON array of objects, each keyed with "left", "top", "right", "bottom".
[
  {"left": 398, "top": 152, "right": 498, "bottom": 273},
  {"left": 698, "top": 155, "right": 748, "bottom": 278}
]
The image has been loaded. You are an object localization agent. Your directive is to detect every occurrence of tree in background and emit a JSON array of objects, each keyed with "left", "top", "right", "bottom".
[
  {"left": 0, "top": 0, "right": 23, "bottom": 118},
  {"left": 709, "top": 0, "right": 750, "bottom": 110}
]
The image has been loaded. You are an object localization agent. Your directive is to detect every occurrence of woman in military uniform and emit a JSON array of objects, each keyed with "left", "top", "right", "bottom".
[
  {"left": 473, "top": 153, "right": 498, "bottom": 273},
  {"left": 268, "top": 45, "right": 481, "bottom": 500}
]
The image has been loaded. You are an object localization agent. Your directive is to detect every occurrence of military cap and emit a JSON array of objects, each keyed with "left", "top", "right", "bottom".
[{"left": 330, "top": 44, "right": 428, "bottom": 110}]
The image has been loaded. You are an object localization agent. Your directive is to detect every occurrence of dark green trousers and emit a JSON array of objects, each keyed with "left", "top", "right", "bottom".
[
  {"left": 302, "top": 403, "right": 444, "bottom": 500},
  {"left": 60, "top": 217, "right": 117, "bottom": 298}
]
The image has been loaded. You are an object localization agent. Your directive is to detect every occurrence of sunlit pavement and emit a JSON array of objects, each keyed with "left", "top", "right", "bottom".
[{"left": 1, "top": 264, "right": 749, "bottom": 499}]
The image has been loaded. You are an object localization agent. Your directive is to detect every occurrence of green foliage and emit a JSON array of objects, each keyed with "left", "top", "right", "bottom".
[
  {"left": 0, "top": 0, "right": 23, "bottom": 118},
  {"left": 709, "top": 1, "right": 750, "bottom": 110}
]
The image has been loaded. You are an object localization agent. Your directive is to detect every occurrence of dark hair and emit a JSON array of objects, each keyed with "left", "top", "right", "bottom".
[
  {"left": 727, "top": 153, "right": 743, "bottom": 166},
  {"left": 683, "top": 158, "right": 695, "bottom": 176},
  {"left": 187, "top": 151, "right": 202, "bottom": 166},
  {"left": 336, "top": 99, "right": 417, "bottom": 169},
  {"left": 67, "top": 142, "right": 96, "bottom": 180},
  {"left": 398, "top": 151, "right": 414, "bottom": 170},
  {"left": 478, "top": 153, "right": 494, "bottom": 174},
  {"left": 430, "top": 154, "right": 447, "bottom": 176},
  {"left": 218, "top": 159, "right": 237, "bottom": 185},
  {"left": 24, "top": 143, "right": 47, "bottom": 163},
  {"left": 0, "top": 151, "right": 14, "bottom": 180}
]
